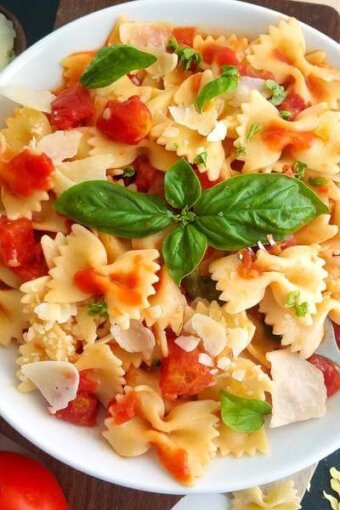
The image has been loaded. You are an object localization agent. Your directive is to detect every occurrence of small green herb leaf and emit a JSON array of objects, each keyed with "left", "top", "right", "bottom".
[
  {"left": 151, "top": 357, "right": 161, "bottom": 367},
  {"left": 196, "top": 66, "right": 239, "bottom": 112},
  {"left": 182, "top": 270, "right": 221, "bottom": 302},
  {"left": 280, "top": 110, "right": 292, "bottom": 120},
  {"left": 55, "top": 180, "right": 173, "bottom": 238},
  {"left": 293, "top": 161, "right": 307, "bottom": 180},
  {"left": 80, "top": 44, "right": 157, "bottom": 89},
  {"left": 194, "top": 150, "right": 208, "bottom": 168},
  {"left": 285, "top": 291, "right": 309, "bottom": 317},
  {"left": 164, "top": 159, "right": 202, "bottom": 209},
  {"left": 87, "top": 300, "right": 108, "bottom": 317},
  {"left": 193, "top": 173, "right": 328, "bottom": 250},
  {"left": 265, "top": 79, "right": 287, "bottom": 106},
  {"left": 162, "top": 224, "right": 207, "bottom": 284},
  {"left": 122, "top": 166, "right": 136, "bottom": 178},
  {"left": 246, "top": 122, "right": 261, "bottom": 141},
  {"left": 168, "top": 37, "right": 201, "bottom": 70},
  {"left": 220, "top": 390, "right": 272, "bottom": 433},
  {"left": 234, "top": 140, "right": 246, "bottom": 158},
  {"left": 309, "top": 177, "right": 328, "bottom": 187},
  {"left": 295, "top": 301, "right": 309, "bottom": 317}
]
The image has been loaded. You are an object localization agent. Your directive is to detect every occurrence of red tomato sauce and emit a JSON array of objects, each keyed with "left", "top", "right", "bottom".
[
  {"left": 172, "top": 26, "right": 197, "bottom": 47},
  {"left": 262, "top": 121, "right": 315, "bottom": 151},
  {"left": 108, "top": 392, "right": 139, "bottom": 425},
  {"left": 156, "top": 444, "right": 192, "bottom": 485},
  {"left": 308, "top": 354, "right": 340, "bottom": 397},
  {"left": 73, "top": 269, "right": 109, "bottom": 295}
]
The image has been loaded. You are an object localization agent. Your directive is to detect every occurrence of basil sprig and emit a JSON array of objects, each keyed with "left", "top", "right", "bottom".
[
  {"left": 80, "top": 44, "right": 157, "bottom": 89},
  {"left": 196, "top": 65, "right": 239, "bottom": 112},
  {"left": 55, "top": 159, "right": 328, "bottom": 284},
  {"left": 220, "top": 390, "right": 272, "bottom": 433}
]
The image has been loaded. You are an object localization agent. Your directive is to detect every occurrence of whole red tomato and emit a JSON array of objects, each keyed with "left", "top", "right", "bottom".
[{"left": 0, "top": 451, "right": 68, "bottom": 510}]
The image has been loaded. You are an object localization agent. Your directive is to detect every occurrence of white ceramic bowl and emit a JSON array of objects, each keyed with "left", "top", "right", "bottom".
[{"left": 0, "top": 0, "right": 339, "bottom": 495}]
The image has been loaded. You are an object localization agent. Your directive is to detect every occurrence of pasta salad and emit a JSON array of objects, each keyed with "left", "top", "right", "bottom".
[{"left": 0, "top": 17, "right": 340, "bottom": 486}]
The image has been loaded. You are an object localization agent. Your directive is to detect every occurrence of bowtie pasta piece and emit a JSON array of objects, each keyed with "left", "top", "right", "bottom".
[
  {"left": 1, "top": 189, "right": 49, "bottom": 221},
  {"left": 1, "top": 107, "right": 51, "bottom": 153},
  {"left": 232, "top": 480, "right": 300, "bottom": 510},
  {"left": 0, "top": 289, "right": 27, "bottom": 346}
]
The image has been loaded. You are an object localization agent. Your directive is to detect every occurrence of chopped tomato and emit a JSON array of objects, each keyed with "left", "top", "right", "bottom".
[
  {"left": 55, "top": 391, "right": 99, "bottom": 426},
  {"left": 156, "top": 443, "right": 192, "bottom": 485},
  {"left": 194, "top": 167, "right": 220, "bottom": 189},
  {"left": 78, "top": 370, "right": 98, "bottom": 393},
  {"left": 97, "top": 96, "right": 152, "bottom": 145},
  {"left": 0, "top": 451, "right": 68, "bottom": 510},
  {"left": 262, "top": 121, "right": 315, "bottom": 151},
  {"left": 133, "top": 156, "right": 164, "bottom": 194},
  {"left": 172, "top": 26, "right": 197, "bottom": 47},
  {"left": 51, "top": 85, "right": 93, "bottom": 130},
  {"left": 238, "top": 249, "right": 258, "bottom": 278},
  {"left": 279, "top": 92, "right": 310, "bottom": 120},
  {"left": 239, "top": 63, "right": 274, "bottom": 80},
  {"left": 332, "top": 322, "right": 340, "bottom": 350},
  {"left": 160, "top": 340, "right": 214, "bottom": 399},
  {"left": 73, "top": 268, "right": 109, "bottom": 295},
  {"left": 308, "top": 354, "right": 340, "bottom": 397},
  {"left": 268, "top": 235, "right": 296, "bottom": 255},
  {"left": 0, "top": 149, "right": 54, "bottom": 197},
  {"left": 108, "top": 392, "right": 139, "bottom": 425},
  {"left": 0, "top": 218, "right": 48, "bottom": 281},
  {"left": 202, "top": 44, "right": 239, "bottom": 67}
]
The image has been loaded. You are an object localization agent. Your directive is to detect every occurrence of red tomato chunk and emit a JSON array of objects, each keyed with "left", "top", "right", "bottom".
[
  {"left": 172, "top": 26, "right": 197, "bottom": 47},
  {"left": 55, "top": 392, "right": 99, "bottom": 426},
  {"left": 51, "top": 85, "right": 93, "bottom": 130},
  {"left": 279, "top": 92, "right": 310, "bottom": 120},
  {"left": 308, "top": 354, "right": 340, "bottom": 397},
  {"left": 97, "top": 95, "right": 152, "bottom": 145},
  {"left": 0, "top": 149, "right": 54, "bottom": 197},
  {"left": 0, "top": 218, "right": 47, "bottom": 281},
  {"left": 133, "top": 156, "right": 164, "bottom": 193},
  {"left": 108, "top": 392, "right": 139, "bottom": 425}
]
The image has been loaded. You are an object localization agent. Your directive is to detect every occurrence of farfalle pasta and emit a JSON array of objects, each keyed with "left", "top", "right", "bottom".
[{"left": 0, "top": 16, "right": 339, "bottom": 486}]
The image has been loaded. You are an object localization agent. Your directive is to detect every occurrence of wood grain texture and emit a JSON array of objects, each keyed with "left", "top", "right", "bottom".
[{"left": 1, "top": 2, "right": 339, "bottom": 509}]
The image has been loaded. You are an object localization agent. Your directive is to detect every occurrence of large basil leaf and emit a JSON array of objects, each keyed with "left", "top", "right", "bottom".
[
  {"left": 196, "top": 67, "right": 239, "bottom": 112},
  {"left": 54, "top": 180, "right": 173, "bottom": 238},
  {"left": 80, "top": 45, "right": 157, "bottom": 89},
  {"left": 164, "top": 159, "right": 201, "bottom": 209},
  {"left": 193, "top": 174, "right": 328, "bottom": 250},
  {"left": 220, "top": 390, "right": 272, "bottom": 433},
  {"left": 162, "top": 224, "right": 207, "bottom": 284}
]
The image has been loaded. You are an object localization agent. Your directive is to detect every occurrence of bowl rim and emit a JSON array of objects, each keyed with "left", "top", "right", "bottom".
[{"left": 0, "top": 0, "right": 339, "bottom": 495}]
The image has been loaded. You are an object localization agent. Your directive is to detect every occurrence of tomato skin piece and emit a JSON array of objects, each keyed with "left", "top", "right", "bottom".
[
  {"left": 0, "top": 149, "right": 54, "bottom": 197},
  {"left": 0, "top": 451, "right": 68, "bottom": 510},
  {"left": 172, "top": 26, "right": 197, "bottom": 47},
  {"left": 279, "top": 92, "right": 309, "bottom": 120},
  {"left": 156, "top": 444, "right": 192, "bottom": 485},
  {"left": 108, "top": 392, "right": 139, "bottom": 425},
  {"left": 55, "top": 391, "right": 99, "bottom": 426},
  {"left": 97, "top": 96, "right": 152, "bottom": 145},
  {"left": 78, "top": 370, "right": 98, "bottom": 393},
  {"left": 133, "top": 156, "right": 164, "bottom": 193},
  {"left": 51, "top": 85, "right": 93, "bottom": 130},
  {"left": 160, "top": 341, "right": 214, "bottom": 399},
  {"left": 73, "top": 268, "right": 109, "bottom": 295},
  {"left": 194, "top": 167, "right": 220, "bottom": 190},
  {"left": 332, "top": 322, "right": 340, "bottom": 350},
  {"left": 0, "top": 218, "right": 48, "bottom": 281},
  {"left": 202, "top": 44, "right": 239, "bottom": 67},
  {"left": 308, "top": 354, "right": 340, "bottom": 397}
]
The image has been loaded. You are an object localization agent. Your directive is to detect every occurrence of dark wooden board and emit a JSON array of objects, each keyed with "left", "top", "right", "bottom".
[{"left": 1, "top": 1, "right": 339, "bottom": 509}]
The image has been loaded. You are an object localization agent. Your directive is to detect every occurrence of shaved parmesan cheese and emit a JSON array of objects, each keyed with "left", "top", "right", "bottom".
[
  {"left": 185, "top": 313, "right": 227, "bottom": 356},
  {"left": 229, "top": 76, "right": 267, "bottom": 107},
  {"left": 267, "top": 350, "right": 327, "bottom": 428},
  {"left": 21, "top": 361, "right": 79, "bottom": 412},
  {"left": 0, "top": 14, "right": 15, "bottom": 70},
  {"left": 0, "top": 85, "right": 56, "bottom": 113},
  {"left": 228, "top": 327, "right": 250, "bottom": 357},
  {"left": 217, "top": 356, "right": 232, "bottom": 370},
  {"left": 37, "top": 130, "right": 82, "bottom": 164},
  {"left": 34, "top": 302, "right": 77, "bottom": 323},
  {"left": 147, "top": 53, "right": 178, "bottom": 79},
  {"left": 175, "top": 335, "right": 200, "bottom": 352},
  {"left": 198, "top": 353, "right": 214, "bottom": 367},
  {"left": 232, "top": 369, "right": 246, "bottom": 382},
  {"left": 169, "top": 105, "right": 218, "bottom": 136},
  {"left": 119, "top": 22, "right": 171, "bottom": 52},
  {"left": 111, "top": 320, "right": 155, "bottom": 353},
  {"left": 207, "top": 121, "right": 227, "bottom": 142}
]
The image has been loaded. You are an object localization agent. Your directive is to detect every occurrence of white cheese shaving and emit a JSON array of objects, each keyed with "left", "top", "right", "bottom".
[
  {"left": 267, "top": 350, "right": 327, "bottom": 428},
  {"left": 232, "top": 369, "right": 246, "bottom": 382},
  {"left": 147, "top": 53, "right": 178, "bottom": 79},
  {"left": 169, "top": 105, "right": 218, "bottom": 136},
  {"left": 217, "top": 356, "right": 232, "bottom": 370},
  {"left": 198, "top": 353, "right": 214, "bottom": 367},
  {"left": 227, "top": 328, "right": 250, "bottom": 357},
  {"left": 0, "top": 85, "right": 56, "bottom": 113},
  {"left": 207, "top": 121, "right": 227, "bottom": 142},
  {"left": 229, "top": 76, "right": 267, "bottom": 107},
  {"left": 21, "top": 361, "right": 79, "bottom": 412},
  {"left": 111, "top": 320, "right": 155, "bottom": 353},
  {"left": 0, "top": 14, "right": 15, "bottom": 70},
  {"left": 175, "top": 335, "right": 200, "bottom": 352},
  {"left": 184, "top": 313, "right": 227, "bottom": 356},
  {"left": 37, "top": 130, "right": 82, "bottom": 164},
  {"left": 119, "top": 22, "right": 171, "bottom": 52},
  {"left": 34, "top": 302, "right": 77, "bottom": 323}
]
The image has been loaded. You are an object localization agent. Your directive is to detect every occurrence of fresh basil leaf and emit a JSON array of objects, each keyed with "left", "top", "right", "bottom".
[
  {"left": 196, "top": 70, "right": 239, "bottom": 112},
  {"left": 234, "top": 140, "right": 246, "bottom": 158},
  {"left": 164, "top": 159, "right": 201, "bottom": 209},
  {"left": 293, "top": 161, "right": 307, "bottom": 180},
  {"left": 162, "top": 224, "right": 207, "bottom": 284},
  {"left": 264, "top": 79, "right": 287, "bottom": 106},
  {"left": 280, "top": 110, "right": 292, "bottom": 120},
  {"left": 285, "top": 290, "right": 309, "bottom": 317},
  {"left": 220, "top": 390, "right": 272, "bottom": 433},
  {"left": 168, "top": 37, "right": 201, "bottom": 70},
  {"left": 182, "top": 270, "right": 221, "bottom": 302},
  {"left": 193, "top": 174, "right": 328, "bottom": 250},
  {"left": 193, "top": 150, "right": 208, "bottom": 168},
  {"left": 55, "top": 180, "right": 173, "bottom": 238},
  {"left": 309, "top": 177, "right": 328, "bottom": 187},
  {"left": 80, "top": 44, "right": 157, "bottom": 89},
  {"left": 87, "top": 300, "right": 108, "bottom": 317}
]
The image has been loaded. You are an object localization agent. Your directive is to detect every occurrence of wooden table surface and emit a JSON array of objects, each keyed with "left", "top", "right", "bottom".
[{"left": 1, "top": 1, "right": 339, "bottom": 509}]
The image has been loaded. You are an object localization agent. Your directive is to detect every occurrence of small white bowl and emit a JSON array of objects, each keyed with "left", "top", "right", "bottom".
[{"left": 0, "top": 0, "right": 339, "bottom": 495}]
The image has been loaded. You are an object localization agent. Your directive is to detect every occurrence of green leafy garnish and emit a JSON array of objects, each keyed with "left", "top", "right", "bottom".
[
  {"left": 285, "top": 291, "right": 309, "bottom": 317},
  {"left": 293, "top": 161, "right": 307, "bottom": 180},
  {"left": 280, "top": 110, "right": 292, "bottom": 120},
  {"left": 193, "top": 150, "right": 208, "bottom": 168},
  {"left": 182, "top": 271, "right": 221, "bottom": 302},
  {"left": 220, "top": 390, "right": 272, "bottom": 433},
  {"left": 265, "top": 79, "right": 287, "bottom": 106},
  {"left": 309, "top": 177, "right": 328, "bottom": 187},
  {"left": 122, "top": 166, "right": 136, "bottom": 178},
  {"left": 80, "top": 44, "right": 157, "bottom": 89},
  {"left": 87, "top": 300, "right": 108, "bottom": 317},
  {"left": 196, "top": 65, "right": 240, "bottom": 112},
  {"left": 234, "top": 140, "right": 246, "bottom": 158},
  {"left": 168, "top": 37, "right": 201, "bottom": 70},
  {"left": 151, "top": 358, "right": 161, "bottom": 367},
  {"left": 55, "top": 160, "right": 328, "bottom": 285},
  {"left": 246, "top": 122, "right": 261, "bottom": 142}
]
